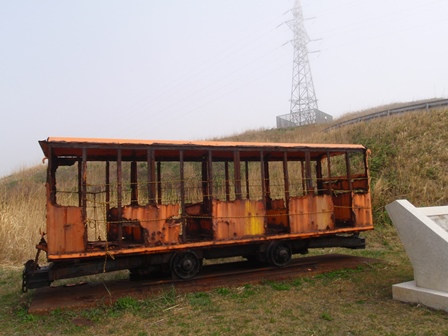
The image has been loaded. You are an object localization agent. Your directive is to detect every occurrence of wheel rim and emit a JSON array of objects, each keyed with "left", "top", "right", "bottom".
[
  {"left": 170, "top": 251, "right": 201, "bottom": 279},
  {"left": 267, "top": 242, "right": 292, "bottom": 267}
]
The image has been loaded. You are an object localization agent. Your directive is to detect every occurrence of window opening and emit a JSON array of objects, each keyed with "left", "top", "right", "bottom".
[{"left": 286, "top": 161, "right": 304, "bottom": 197}]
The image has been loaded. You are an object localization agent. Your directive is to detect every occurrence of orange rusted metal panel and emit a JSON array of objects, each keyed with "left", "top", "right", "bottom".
[
  {"left": 289, "top": 196, "right": 313, "bottom": 233},
  {"left": 332, "top": 193, "right": 352, "bottom": 225},
  {"left": 212, "top": 199, "right": 265, "bottom": 240},
  {"left": 289, "top": 194, "right": 334, "bottom": 233},
  {"left": 266, "top": 208, "right": 288, "bottom": 228},
  {"left": 352, "top": 193, "right": 373, "bottom": 227},
  {"left": 119, "top": 204, "right": 181, "bottom": 246},
  {"left": 314, "top": 195, "right": 335, "bottom": 231},
  {"left": 47, "top": 203, "right": 84, "bottom": 255},
  {"left": 42, "top": 137, "right": 366, "bottom": 153},
  {"left": 266, "top": 199, "right": 289, "bottom": 232}
]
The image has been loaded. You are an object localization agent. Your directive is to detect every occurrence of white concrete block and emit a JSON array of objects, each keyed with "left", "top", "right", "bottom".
[
  {"left": 393, "top": 281, "right": 448, "bottom": 312},
  {"left": 386, "top": 200, "right": 448, "bottom": 293}
]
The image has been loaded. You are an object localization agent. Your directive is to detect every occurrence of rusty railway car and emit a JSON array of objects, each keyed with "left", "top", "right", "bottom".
[{"left": 22, "top": 137, "right": 373, "bottom": 291}]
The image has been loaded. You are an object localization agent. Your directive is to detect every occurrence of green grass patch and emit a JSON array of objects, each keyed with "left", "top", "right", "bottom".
[{"left": 1, "top": 105, "right": 448, "bottom": 335}]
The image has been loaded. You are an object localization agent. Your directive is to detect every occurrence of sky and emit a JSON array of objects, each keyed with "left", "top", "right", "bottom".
[{"left": 1, "top": 0, "right": 447, "bottom": 177}]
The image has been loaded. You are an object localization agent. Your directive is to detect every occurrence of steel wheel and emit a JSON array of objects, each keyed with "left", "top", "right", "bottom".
[
  {"left": 170, "top": 251, "right": 201, "bottom": 279},
  {"left": 267, "top": 242, "right": 292, "bottom": 267}
]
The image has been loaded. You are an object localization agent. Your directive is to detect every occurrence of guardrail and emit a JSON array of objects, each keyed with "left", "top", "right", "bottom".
[{"left": 326, "top": 98, "right": 448, "bottom": 131}]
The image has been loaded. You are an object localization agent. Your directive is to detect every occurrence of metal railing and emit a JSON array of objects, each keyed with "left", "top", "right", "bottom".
[{"left": 326, "top": 98, "right": 448, "bottom": 131}]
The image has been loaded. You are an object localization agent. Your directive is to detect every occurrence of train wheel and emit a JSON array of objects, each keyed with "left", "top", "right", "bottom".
[
  {"left": 267, "top": 242, "right": 292, "bottom": 267},
  {"left": 170, "top": 251, "right": 201, "bottom": 279}
]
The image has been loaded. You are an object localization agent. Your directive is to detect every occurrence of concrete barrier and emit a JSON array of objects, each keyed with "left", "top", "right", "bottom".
[{"left": 386, "top": 200, "right": 448, "bottom": 311}]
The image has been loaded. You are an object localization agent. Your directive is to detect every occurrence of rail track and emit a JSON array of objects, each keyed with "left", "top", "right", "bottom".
[{"left": 28, "top": 253, "right": 380, "bottom": 314}]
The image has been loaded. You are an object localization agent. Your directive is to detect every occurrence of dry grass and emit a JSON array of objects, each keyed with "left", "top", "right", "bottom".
[
  {"left": 1, "top": 106, "right": 447, "bottom": 264},
  {"left": 3, "top": 228, "right": 448, "bottom": 335},
  {"left": 1, "top": 104, "right": 448, "bottom": 334},
  {"left": 0, "top": 166, "right": 47, "bottom": 265}
]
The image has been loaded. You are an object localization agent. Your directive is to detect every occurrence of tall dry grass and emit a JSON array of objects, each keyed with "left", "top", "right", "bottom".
[
  {"left": 0, "top": 106, "right": 447, "bottom": 265},
  {"left": 0, "top": 166, "right": 47, "bottom": 265}
]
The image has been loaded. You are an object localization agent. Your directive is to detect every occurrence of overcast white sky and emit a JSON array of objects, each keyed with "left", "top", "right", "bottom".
[{"left": 1, "top": 0, "right": 447, "bottom": 177}]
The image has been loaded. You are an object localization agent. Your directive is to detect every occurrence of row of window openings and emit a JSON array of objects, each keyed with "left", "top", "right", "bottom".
[{"left": 54, "top": 159, "right": 365, "bottom": 207}]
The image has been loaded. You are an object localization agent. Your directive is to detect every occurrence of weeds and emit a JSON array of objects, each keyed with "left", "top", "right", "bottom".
[
  {"left": 187, "top": 292, "right": 212, "bottom": 307},
  {"left": 262, "top": 280, "right": 291, "bottom": 291},
  {"left": 1, "top": 104, "right": 448, "bottom": 335},
  {"left": 320, "top": 312, "right": 333, "bottom": 321}
]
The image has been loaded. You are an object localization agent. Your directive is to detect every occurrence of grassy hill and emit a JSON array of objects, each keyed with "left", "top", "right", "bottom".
[
  {"left": 0, "top": 103, "right": 447, "bottom": 335},
  {"left": 1, "top": 104, "right": 447, "bottom": 264},
  {"left": 222, "top": 105, "right": 448, "bottom": 213}
]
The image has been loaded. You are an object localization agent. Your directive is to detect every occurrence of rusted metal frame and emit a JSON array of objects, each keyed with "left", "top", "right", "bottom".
[
  {"left": 345, "top": 151, "right": 355, "bottom": 224},
  {"left": 130, "top": 159, "right": 138, "bottom": 206},
  {"left": 207, "top": 150, "right": 213, "bottom": 212},
  {"left": 345, "top": 151, "right": 353, "bottom": 192},
  {"left": 224, "top": 161, "right": 230, "bottom": 201},
  {"left": 201, "top": 159, "right": 208, "bottom": 210},
  {"left": 300, "top": 161, "right": 306, "bottom": 196},
  {"left": 326, "top": 150, "right": 332, "bottom": 195},
  {"left": 117, "top": 149, "right": 123, "bottom": 249},
  {"left": 263, "top": 155, "right": 272, "bottom": 209},
  {"left": 81, "top": 147, "right": 88, "bottom": 248},
  {"left": 234, "top": 151, "right": 242, "bottom": 200},
  {"left": 77, "top": 158, "right": 82, "bottom": 207},
  {"left": 316, "top": 156, "right": 324, "bottom": 195},
  {"left": 363, "top": 149, "right": 369, "bottom": 187},
  {"left": 283, "top": 152, "right": 290, "bottom": 226},
  {"left": 157, "top": 161, "right": 162, "bottom": 205},
  {"left": 245, "top": 161, "right": 250, "bottom": 199},
  {"left": 105, "top": 161, "right": 110, "bottom": 214},
  {"left": 47, "top": 223, "right": 373, "bottom": 261},
  {"left": 260, "top": 151, "right": 267, "bottom": 209},
  {"left": 304, "top": 151, "right": 313, "bottom": 195},
  {"left": 48, "top": 146, "right": 57, "bottom": 204},
  {"left": 147, "top": 149, "right": 156, "bottom": 204},
  {"left": 179, "top": 150, "right": 186, "bottom": 243}
]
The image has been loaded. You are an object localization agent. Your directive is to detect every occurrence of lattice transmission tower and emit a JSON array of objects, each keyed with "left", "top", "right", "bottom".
[{"left": 287, "top": 0, "right": 319, "bottom": 126}]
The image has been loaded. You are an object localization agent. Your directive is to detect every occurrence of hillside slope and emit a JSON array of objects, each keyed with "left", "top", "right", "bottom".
[
  {"left": 222, "top": 107, "right": 448, "bottom": 217},
  {"left": 0, "top": 105, "right": 447, "bottom": 264}
]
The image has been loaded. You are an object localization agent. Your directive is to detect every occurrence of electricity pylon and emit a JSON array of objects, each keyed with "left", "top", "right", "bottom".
[{"left": 287, "top": 0, "right": 319, "bottom": 126}]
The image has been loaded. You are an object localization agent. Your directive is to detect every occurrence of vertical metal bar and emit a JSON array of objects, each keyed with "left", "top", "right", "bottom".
[
  {"left": 316, "top": 158, "right": 323, "bottom": 195},
  {"left": 180, "top": 151, "right": 185, "bottom": 210},
  {"left": 78, "top": 158, "right": 82, "bottom": 207},
  {"left": 47, "top": 145, "right": 56, "bottom": 204},
  {"left": 283, "top": 152, "right": 290, "bottom": 217},
  {"left": 117, "top": 149, "right": 123, "bottom": 248},
  {"left": 131, "top": 161, "right": 138, "bottom": 206},
  {"left": 245, "top": 161, "right": 250, "bottom": 199},
  {"left": 364, "top": 149, "right": 369, "bottom": 185},
  {"left": 345, "top": 152, "right": 353, "bottom": 192},
  {"left": 300, "top": 161, "right": 306, "bottom": 196},
  {"left": 179, "top": 150, "right": 186, "bottom": 243},
  {"left": 234, "top": 151, "right": 242, "bottom": 200},
  {"left": 81, "top": 148, "right": 88, "bottom": 247},
  {"left": 147, "top": 149, "right": 156, "bottom": 204},
  {"left": 202, "top": 160, "right": 208, "bottom": 209},
  {"left": 260, "top": 151, "right": 266, "bottom": 208},
  {"left": 263, "top": 156, "right": 271, "bottom": 209},
  {"left": 225, "top": 161, "right": 230, "bottom": 201},
  {"left": 105, "top": 161, "right": 110, "bottom": 213},
  {"left": 305, "top": 151, "right": 312, "bottom": 194},
  {"left": 326, "top": 150, "right": 332, "bottom": 194},
  {"left": 105, "top": 161, "right": 110, "bottom": 243},
  {"left": 345, "top": 151, "right": 354, "bottom": 225},
  {"left": 207, "top": 151, "right": 213, "bottom": 211},
  {"left": 157, "top": 161, "right": 162, "bottom": 205}
]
